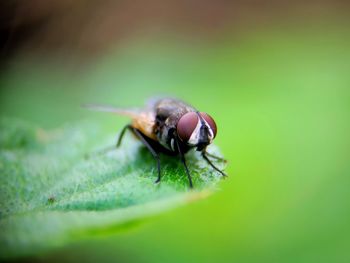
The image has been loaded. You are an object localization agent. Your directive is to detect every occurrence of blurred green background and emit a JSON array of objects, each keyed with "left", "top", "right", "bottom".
[{"left": 1, "top": 1, "right": 350, "bottom": 262}]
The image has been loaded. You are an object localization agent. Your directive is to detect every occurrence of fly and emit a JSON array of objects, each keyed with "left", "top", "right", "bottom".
[{"left": 85, "top": 97, "right": 226, "bottom": 188}]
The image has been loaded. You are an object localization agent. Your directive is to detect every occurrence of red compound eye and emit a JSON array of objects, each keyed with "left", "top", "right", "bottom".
[
  {"left": 200, "top": 112, "right": 217, "bottom": 138},
  {"left": 177, "top": 112, "right": 198, "bottom": 142}
]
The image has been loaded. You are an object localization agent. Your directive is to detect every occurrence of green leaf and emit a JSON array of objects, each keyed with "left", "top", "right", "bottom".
[{"left": 0, "top": 118, "right": 226, "bottom": 258}]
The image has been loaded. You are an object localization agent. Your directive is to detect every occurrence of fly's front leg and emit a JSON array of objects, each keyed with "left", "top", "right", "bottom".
[
  {"left": 132, "top": 128, "right": 162, "bottom": 184},
  {"left": 204, "top": 151, "right": 227, "bottom": 163},
  {"left": 202, "top": 152, "right": 227, "bottom": 177},
  {"left": 174, "top": 136, "right": 193, "bottom": 188}
]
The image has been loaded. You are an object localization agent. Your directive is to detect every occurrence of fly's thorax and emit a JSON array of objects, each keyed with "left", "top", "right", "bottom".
[{"left": 156, "top": 116, "right": 178, "bottom": 152}]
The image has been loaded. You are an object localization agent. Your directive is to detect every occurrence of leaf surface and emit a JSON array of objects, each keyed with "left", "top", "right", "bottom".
[{"left": 0, "top": 118, "right": 226, "bottom": 258}]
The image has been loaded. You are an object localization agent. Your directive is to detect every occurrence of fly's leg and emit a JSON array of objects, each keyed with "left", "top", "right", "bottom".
[
  {"left": 85, "top": 124, "right": 131, "bottom": 159},
  {"left": 132, "top": 128, "right": 162, "bottom": 184},
  {"left": 202, "top": 152, "right": 227, "bottom": 177},
  {"left": 116, "top": 124, "right": 132, "bottom": 147},
  {"left": 204, "top": 151, "right": 227, "bottom": 163},
  {"left": 174, "top": 137, "right": 193, "bottom": 188}
]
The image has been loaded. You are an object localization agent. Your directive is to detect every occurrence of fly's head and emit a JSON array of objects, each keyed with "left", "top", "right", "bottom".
[{"left": 176, "top": 111, "right": 217, "bottom": 151}]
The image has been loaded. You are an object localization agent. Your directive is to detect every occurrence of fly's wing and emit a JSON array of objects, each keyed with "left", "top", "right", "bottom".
[
  {"left": 84, "top": 104, "right": 157, "bottom": 140},
  {"left": 83, "top": 104, "right": 140, "bottom": 118}
]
